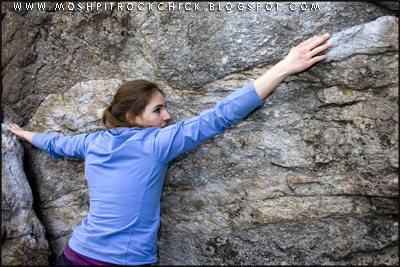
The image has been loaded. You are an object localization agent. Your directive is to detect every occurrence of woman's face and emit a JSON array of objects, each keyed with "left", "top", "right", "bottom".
[{"left": 133, "top": 92, "right": 171, "bottom": 128}]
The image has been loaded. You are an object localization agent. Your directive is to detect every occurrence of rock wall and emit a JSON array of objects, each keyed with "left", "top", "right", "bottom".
[
  {"left": 2, "top": 124, "right": 50, "bottom": 265},
  {"left": 2, "top": 2, "right": 398, "bottom": 265}
]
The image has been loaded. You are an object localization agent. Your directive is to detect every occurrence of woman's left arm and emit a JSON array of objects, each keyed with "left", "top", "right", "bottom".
[
  {"left": 7, "top": 123, "right": 89, "bottom": 159},
  {"left": 6, "top": 123, "right": 37, "bottom": 144}
]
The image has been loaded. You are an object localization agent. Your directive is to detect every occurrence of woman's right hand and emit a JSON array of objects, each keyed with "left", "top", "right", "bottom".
[
  {"left": 279, "top": 33, "right": 332, "bottom": 77},
  {"left": 254, "top": 33, "right": 332, "bottom": 100}
]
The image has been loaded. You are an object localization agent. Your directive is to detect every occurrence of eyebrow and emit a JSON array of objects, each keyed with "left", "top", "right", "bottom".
[{"left": 153, "top": 104, "right": 165, "bottom": 109}]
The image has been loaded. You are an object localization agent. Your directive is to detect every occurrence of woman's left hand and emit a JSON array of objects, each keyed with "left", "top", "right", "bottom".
[{"left": 6, "top": 123, "right": 37, "bottom": 143}]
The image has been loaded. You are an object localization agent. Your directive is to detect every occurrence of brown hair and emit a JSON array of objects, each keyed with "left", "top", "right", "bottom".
[{"left": 101, "top": 80, "right": 164, "bottom": 129}]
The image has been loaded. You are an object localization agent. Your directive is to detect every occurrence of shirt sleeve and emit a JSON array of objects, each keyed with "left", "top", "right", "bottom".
[
  {"left": 31, "top": 133, "right": 90, "bottom": 159},
  {"left": 153, "top": 81, "right": 263, "bottom": 164}
]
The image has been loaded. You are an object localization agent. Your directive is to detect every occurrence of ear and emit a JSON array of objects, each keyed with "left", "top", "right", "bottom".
[
  {"left": 125, "top": 112, "right": 134, "bottom": 124},
  {"left": 126, "top": 112, "right": 143, "bottom": 127}
]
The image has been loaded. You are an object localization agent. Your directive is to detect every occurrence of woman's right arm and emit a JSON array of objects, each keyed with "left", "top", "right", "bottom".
[
  {"left": 254, "top": 33, "right": 332, "bottom": 100},
  {"left": 153, "top": 81, "right": 263, "bottom": 164},
  {"left": 153, "top": 34, "right": 332, "bottom": 164}
]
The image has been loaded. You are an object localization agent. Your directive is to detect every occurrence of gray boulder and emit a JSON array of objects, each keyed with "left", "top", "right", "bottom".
[{"left": 1, "top": 124, "right": 50, "bottom": 265}]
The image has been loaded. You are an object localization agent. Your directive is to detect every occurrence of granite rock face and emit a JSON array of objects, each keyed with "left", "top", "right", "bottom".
[
  {"left": 1, "top": 2, "right": 398, "bottom": 265},
  {"left": 1, "top": 124, "right": 50, "bottom": 265}
]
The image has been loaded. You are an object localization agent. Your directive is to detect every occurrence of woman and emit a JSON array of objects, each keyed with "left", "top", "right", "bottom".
[{"left": 7, "top": 34, "right": 332, "bottom": 266}]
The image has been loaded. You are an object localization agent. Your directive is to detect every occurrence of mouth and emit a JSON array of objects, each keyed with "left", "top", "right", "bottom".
[{"left": 161, "top": 121, "right": 171, "bottom": 128}]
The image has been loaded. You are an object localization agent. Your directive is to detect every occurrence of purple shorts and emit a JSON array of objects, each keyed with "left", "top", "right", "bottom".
[{"left": 64, "top": 242, "right": 116, "bottom": 265}]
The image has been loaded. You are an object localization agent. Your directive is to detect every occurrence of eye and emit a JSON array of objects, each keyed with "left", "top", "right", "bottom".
[{"left": 153, "top": 108, "right": 161, "bottom": 113}]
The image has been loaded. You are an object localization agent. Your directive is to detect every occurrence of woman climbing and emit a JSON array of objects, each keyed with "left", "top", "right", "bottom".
[{"left": 7, "top": 33, "right": 332, "bottom": 266}]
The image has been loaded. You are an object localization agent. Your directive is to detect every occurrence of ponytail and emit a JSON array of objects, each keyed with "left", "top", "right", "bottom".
[{"left": 101, "top": 104, "right": 131, "bottom": 129}]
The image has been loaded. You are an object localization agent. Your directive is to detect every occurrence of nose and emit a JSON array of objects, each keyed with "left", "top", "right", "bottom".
[{"left": 163, "top": 110, "right": 171, "bottom": 123}]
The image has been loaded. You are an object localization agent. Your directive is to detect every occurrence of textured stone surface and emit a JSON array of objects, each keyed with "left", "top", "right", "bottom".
[
  {"left": 1, "top": 124, "right": 50, "bottom": 265},
  {"left": 1, "top": 2, "right": 398, "bottom": 265},
  {"left": 375, "top": 1, "right": 399, "bottom": 11},
  {"left": 325, "top": 16, "right": 398, "bottom": 62}
]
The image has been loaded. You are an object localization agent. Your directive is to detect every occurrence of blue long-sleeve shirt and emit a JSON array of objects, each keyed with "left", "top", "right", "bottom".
[{"left": 32, "top": 81, "right": 263, "bottom": 265}]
